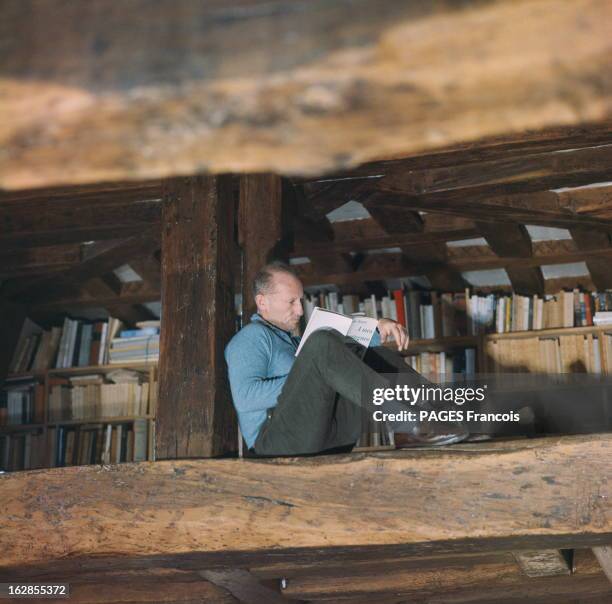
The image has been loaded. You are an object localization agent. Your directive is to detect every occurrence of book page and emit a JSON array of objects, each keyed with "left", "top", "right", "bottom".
[
  {"left": 295, "top": 307, "right": 353, "bottom": 356},
  {"left": 346, "top": 316, "right": 378, "bottom": 347}
]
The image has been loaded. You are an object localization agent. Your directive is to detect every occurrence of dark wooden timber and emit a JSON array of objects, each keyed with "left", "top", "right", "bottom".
[
  {"left": 0, "top": 182, "right": 162, "bottom": 250},
  {"left": 3, "top": 231, "right": 160, "bottom": 303},
  {"left": 570, "top": 227, "right": 612, "bottom": 290},
  {"left": 1, "top": 1, "right": 610, "bottom": 187},
  {"left": 156, "top": 176, "right": 237, "bottom": 459},
  {"left": 478, "top": 223, "right": 545, "bottom": 295},
  {"left": 239, "top": 174, "right": 285, "bottom": 321}
]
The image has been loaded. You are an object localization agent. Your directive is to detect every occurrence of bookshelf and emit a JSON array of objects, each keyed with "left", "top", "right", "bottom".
[
  {"left": 1, "top": 314, "right": 160, "bottom": 472},
  {"left": 0, "top": 362, "right": 157, "bottom": 472}
]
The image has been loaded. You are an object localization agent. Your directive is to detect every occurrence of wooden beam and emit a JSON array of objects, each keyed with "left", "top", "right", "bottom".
[
  {"left": 401, "top": 242, "right": 467, "bottom": 291},
  {"left": 239, "top": 174, "right": 285, "bottom": 321},
  {"left": 1, "top": 435, "right": 611, "bottom": 575},
  {"left": 593, "top": 546, "right": 612, "bottom": 584},
  {"left": 296, "top": 240, "right": 612, "bottom": 287},
  {"left": 292, "top": 228, "right": 480, "bottom": 257},
  {"left": 305, "top": 147, "right": 612, "bottom": 225},
  {"left": 0, "top": 244, "right": 82, "bottom": 279},
  {"left": 157, "top": 176, "right": 237, "bottom": 459},
  {"left": 4, "top": 231, "right": 159, "bottom": 303},
  {"left": 27, "top": 282, "right": 161, "bottom": 314},
  {"left": 281, "top": 549, "right": 605, "bottom": 602},
  {"left": 379, "top": 146, "right": 612, "bottom": 199},
  {"left": 478, "top": 223, "right": 545, "bottom": 295},
  {"left": 0, "top": 183, "right": 162, "bottom": 250},
  {"left": 45, "top": 569, "right": 239, "bottom": 603},
  {"left": 304, "top": 125, "right": 612, "bottom": 183},
  {"left": 570, "top": 227, "right": 612, "bottom": 289},
  {"left": 1, "top": 1, "right": 611, "bottom": 188},
  {"left": 128, "top": 254, "right": 162, "bottom": 291}
]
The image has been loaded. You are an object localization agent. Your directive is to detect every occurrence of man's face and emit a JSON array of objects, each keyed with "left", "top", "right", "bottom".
[{"left": 256, "top": 272, "right": 304, "bottom": 332}]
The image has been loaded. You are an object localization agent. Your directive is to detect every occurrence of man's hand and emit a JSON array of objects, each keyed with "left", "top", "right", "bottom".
[{"left": 377, "top": 318, "right": 409, "bottom": 351}]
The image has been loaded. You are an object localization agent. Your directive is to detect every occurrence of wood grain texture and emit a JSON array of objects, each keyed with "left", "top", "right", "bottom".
[
  {"left": 0, "top": 0, "right": 610, "bottom": 188},
  {"left": 282, "top": 549, "right": 605, "bottom": 601},
  {"left": 239, "top": 174, "right": 284, "bottom": 321},
  {"left": 0, "top": 435, "right": 610, "bottom": 574},
  {"left": 157, "top": 176, "right": 237, "bottom": 459},
  {"left": 0, "top": 182, "right": 162, "bottom": 250}
]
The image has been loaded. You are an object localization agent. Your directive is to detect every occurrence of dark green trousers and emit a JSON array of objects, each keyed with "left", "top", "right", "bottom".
[{"left": 252, "top": 329, "right": 427, "bottom": 456}]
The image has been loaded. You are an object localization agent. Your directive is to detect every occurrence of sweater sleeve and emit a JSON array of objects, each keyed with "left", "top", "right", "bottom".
[{"left": 225, "top": 327, "right": 288, "bottom": 413}]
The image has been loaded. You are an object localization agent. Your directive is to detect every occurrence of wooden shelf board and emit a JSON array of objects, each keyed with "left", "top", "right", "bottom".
[
  {"left": 47, "top": 415, "right": 154, "bottom": 427},
  {"left": 0, "top": 423, "right": 45, "bottom": 433}
]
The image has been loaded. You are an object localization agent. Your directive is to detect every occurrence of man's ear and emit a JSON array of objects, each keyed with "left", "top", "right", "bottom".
[{"left": 255, "top": 293, "right": 266, "bottom": 313}]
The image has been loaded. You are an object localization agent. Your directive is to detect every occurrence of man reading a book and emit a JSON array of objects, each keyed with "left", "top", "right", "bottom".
[{"left": 225, "top": 261, "right": 468, "bottom": 456}]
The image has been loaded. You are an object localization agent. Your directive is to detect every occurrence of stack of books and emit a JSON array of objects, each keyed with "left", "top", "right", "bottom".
[{"left": 108, "top": 321, "right": 160, "bottom": 364}]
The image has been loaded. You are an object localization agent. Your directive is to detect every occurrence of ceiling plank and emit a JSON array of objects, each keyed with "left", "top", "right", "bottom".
[
  {"left": 477, "top": 223, "right": 544, "bottom": 295},
  {"left": 292, "top": 228, "right": 480, "bottom": 257},
  {"left": 401, "top": 242, "right": 467, "bottom": 291},
  {"left": 0, "top": 183, "right": 162, "bottom": 250},
  {"left": 0, "top": 244, "right": 82, "bottom": 279},
  {"left": 304, "top": 148, "right": 612, "bottom": 224},
  {"left": 4, "top": 229, "right": 159, "bottom": 302},
  {"left": 570, "top": 227, "right": 612, "bottom": 289},
  {"left": 296, "top": 240, "right": 612, "bottom": 287},
  {"left": 362, "top": 194, "right": 424, "bottom": 235},
  {"left": 1, "top": 1, "right": 611, "bottom": 188}
]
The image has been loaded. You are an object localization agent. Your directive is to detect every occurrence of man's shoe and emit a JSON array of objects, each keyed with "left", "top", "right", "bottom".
[{"left": 394, "top": 429, "right": 469, "bottom": 448}]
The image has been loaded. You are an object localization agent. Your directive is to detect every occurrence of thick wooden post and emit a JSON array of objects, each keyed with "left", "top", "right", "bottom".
[
  {"left": 239, "top": 174, "right": 284, "bottom": 322},
  {"left": 156, "top": 176, "right": 237, "bottom": 458}
]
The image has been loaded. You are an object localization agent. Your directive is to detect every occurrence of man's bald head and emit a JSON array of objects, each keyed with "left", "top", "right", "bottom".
[{"left": 254, "top": 262, "right": 304, "bottom": 332}]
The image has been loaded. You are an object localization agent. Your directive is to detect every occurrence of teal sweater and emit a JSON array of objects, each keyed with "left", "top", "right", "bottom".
[{"left": 224, "top": 313, "right": 380, "bottom": 449}]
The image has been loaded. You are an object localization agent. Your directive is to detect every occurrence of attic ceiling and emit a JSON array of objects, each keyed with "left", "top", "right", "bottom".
[{"left": 0, "top": 124, "right": 611, "bottom": 325}]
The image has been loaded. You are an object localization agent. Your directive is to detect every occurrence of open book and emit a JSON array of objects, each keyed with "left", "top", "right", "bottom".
[{"left": 295, "top": 307, "right": 378, "bottom": 356}]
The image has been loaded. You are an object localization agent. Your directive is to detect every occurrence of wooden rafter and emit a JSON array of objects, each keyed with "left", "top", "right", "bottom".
[
  {"left": 302, "top": 147, "right": 612, "bottom": 227},
  {"left": 295, "top": 240, "right": 612, "bottom": 288},
  {"left": 477, "top": 223, "right": 545, "bottom": 295},
  {"left": 0, "top": 182, "right": 162, "bottom": 250},
  {"left": 292, "top": 228, "right": 480, "bottom": 257},
  {"left": 2, "top": 229, "right": 159, "bottom": 302}
]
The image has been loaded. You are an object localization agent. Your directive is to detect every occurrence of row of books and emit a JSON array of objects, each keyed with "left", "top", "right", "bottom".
[
  {"left": 304, "top": 289, "right": 612, "bottom": 339},
  {"left": 9, "top": 318, "right": 160, "bottom": 374},
  {"left": 303, "top": 291, "right": 467, "bottom": 339},
  {"left": 0, "top": 419, "right": 150, "bottom": 472},
  {"left": 0, "top": 380, "right": 44, "bottom": 426},
  {"left": 484, "top": 333, "right": 605, "bottom": 374},
  {"left": 469, "top": 290, "right": 612, "bottom": 335},
  {"left": 404, "top": 349, "right": 477, "bottom": 378},
  {"left": 46, "top": 420, "right": 149, "bottom": 467},
  {"left": 49, "top": 381, "right": 151, "bottom": 422},
  {"left": 0, "top": 430, "right": 46, "bottom": 471}
]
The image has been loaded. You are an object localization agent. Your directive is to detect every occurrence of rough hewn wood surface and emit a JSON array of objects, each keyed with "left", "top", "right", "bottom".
[
  {"left": 0, "top": 0, "right": 610, "bottom": 188},
  {"left": 239, "top": 174, "right": 284, "bottom": 321},
  {"left": 281, "top": 549, "right": 607, "bottom": 601},
  {"left": 1, "top": 435, "right": 610, "bottom": 576},
  {"left": 157, "top": 176, "right": 237, "bottom": 459}
]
